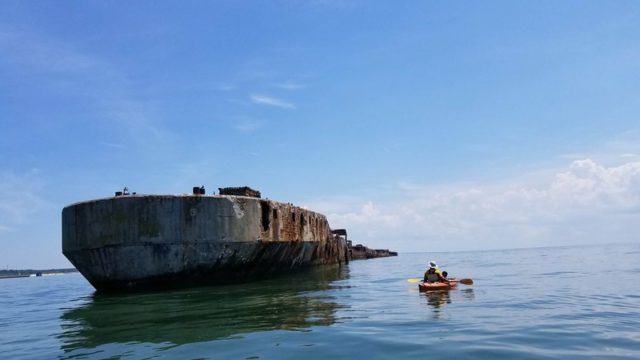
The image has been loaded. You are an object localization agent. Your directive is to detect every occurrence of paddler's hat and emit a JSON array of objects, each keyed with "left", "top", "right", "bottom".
[{"left": 429, "top": 261, "right": 437, "bottom": 268}]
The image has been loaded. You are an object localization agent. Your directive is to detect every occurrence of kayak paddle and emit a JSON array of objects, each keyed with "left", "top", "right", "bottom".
[{"left": 407, "top": 278, "right": 474, "bottom": 285}]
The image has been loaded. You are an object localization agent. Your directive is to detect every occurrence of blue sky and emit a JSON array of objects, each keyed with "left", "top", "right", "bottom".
[{"left": 1, "top": 1, "right": 640, "bottom": 268}]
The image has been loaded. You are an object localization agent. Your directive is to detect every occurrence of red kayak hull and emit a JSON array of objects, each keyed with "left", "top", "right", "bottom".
[{"left": 418, "top": 280, "right": 458, "bottom": 291}]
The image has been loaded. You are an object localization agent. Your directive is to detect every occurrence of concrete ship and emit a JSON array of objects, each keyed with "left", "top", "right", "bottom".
[{"left": 62, "top": 186, "right": 348, "bottom": 292}]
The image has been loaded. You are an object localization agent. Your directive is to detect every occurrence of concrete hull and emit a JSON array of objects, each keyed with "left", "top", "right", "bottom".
[{"left": 63, "top": 195, "right": 347, "bottom": 292}]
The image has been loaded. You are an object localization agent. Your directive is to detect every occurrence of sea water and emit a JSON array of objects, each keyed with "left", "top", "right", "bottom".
[{"left": 1, "top": 243, "right": 639, "bottom": 359}]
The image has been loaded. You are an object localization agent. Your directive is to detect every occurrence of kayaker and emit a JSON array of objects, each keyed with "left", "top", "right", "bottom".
[{"left": 424, "top": 261, "right": 450, "bottom": 284}]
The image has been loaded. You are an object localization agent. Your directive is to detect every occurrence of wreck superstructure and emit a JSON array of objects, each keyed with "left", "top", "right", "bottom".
[{"left": 62, "top": 187, "right": 348, "bottom": 292}]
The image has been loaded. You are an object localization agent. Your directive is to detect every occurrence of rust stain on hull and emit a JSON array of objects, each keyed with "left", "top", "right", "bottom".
[{"left": 63, "top": 190, "right": 348, "bottom": 292}]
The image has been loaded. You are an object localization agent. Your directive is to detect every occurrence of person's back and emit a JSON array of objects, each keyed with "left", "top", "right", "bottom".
[{"left": 423, "top": 261, "right": 446, "bottom": 283}]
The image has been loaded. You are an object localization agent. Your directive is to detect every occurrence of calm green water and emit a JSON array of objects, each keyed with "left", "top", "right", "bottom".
[{"left": 1, "top": 244, "right": 639, "bottom": 359}]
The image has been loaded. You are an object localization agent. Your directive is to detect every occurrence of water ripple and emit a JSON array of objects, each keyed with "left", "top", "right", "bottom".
[{"left": 1, "top": 244, "right": 639, "bottom": 359}]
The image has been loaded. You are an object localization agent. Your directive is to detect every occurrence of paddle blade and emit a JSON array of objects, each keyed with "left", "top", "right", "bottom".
[
  {"left": 407, "top": 278, "right": 421, "bottom": 283},
  {"left": 459, "top": 278, "right": 474, "bottom": 285}
]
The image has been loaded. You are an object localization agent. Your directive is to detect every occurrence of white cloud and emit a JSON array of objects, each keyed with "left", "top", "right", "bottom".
[
  {"left": 307, "top": 159, "right": 640, "bottom": 251},
  {"left": 287, "top": 0, "right": 358, "bottom": 11},
  {"left": 235, "top": 120, "right": 261, "bottom": 132},
  {"left": 97, "top": 97, "right": 167, "bottom": 144},
  {"left": 0, "top": 170, "right": 50, "bottom": 234},
  {"left": 100, "top": 141, "right": 127, "bottom": 149},
  {"left": 249, "top": 94, "right": 295, "bottom": 109},
  {"left": 0, "top": 29, "right": 98, "bottom": 73},
  {"left": 0, "top": 27, "right": 169, "bottom": 147},
  {"left": 216, "top": 83, "right": 236, "bottom": 92},
  {"left": 274, "top": 81, "right": 306, "bottom": 91}
]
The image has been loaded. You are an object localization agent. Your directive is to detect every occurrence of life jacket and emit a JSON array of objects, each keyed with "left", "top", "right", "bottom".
[{"left": 424, "top": 268, "right": 443, "bottom": 282}]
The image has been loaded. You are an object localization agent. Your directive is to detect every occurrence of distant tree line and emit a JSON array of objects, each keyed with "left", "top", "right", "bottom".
[{"left": 0, "top": 268, "right": 77, "bottom": 278}]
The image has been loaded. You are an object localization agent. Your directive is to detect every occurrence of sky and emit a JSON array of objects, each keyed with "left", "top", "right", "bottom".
[{"left": 1, "top": 1, "right": 640, "bottom": 268}]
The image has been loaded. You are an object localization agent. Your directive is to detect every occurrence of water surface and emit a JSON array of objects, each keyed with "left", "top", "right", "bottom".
[{"left": 1, "top": 244, "right": 639, "bottom": 359}]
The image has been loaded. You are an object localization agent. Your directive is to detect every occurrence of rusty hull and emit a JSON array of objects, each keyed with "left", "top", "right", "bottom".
[{"left": 62, "top": 195, "right": 348, "bottom": 292}]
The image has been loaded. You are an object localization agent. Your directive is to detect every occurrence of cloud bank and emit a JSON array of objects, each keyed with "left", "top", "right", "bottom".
[{"left": 308, "top": 159, "right": 640, "bottom": 251}]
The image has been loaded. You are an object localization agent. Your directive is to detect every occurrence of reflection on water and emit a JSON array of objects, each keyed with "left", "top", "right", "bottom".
[
  {"left": 460, "top": 288, "right": 475, "bottom": 301},
  {"left": 58, "top": 265, "right": 349, "bottom": 356},
  {"left": 422, "top": 288, "right": 475, "bottom": 318},
  {"left": 424, "top": 290, "right": 452, "bottom": 309}
]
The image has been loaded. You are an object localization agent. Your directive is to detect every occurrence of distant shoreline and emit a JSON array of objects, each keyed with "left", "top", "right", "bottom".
[{"left": 0, "top": 268, "right": 77, "bottom": 279}]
